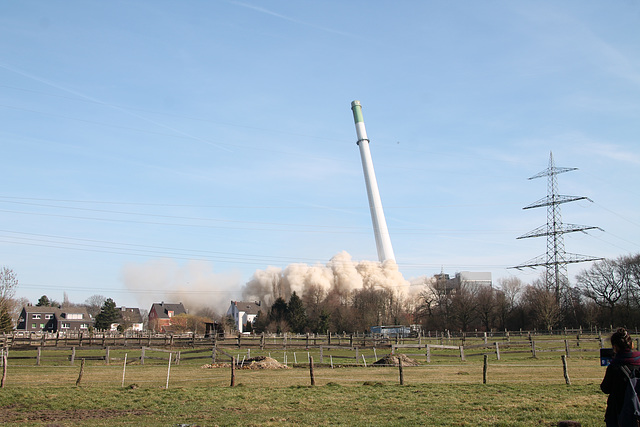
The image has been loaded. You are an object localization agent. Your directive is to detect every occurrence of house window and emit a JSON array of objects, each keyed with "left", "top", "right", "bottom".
[
  {"left": 40, "top": 324, "right": 45, "bottom": 328},
  {"left": 80, "top": 323, "right": 88, "bottom": 329},
  {"left": 32, "top": 314, "right": 41, "bottom": 319},
  {"left": 66, "top": 313, "right": 83, "bottom": 320},
  {"left": 31, "top": 323, "right": 36, "bottom": 328},
  {"left": 168, "top": 311, "right": 174, "bottom": 317},
  {"left": 45, "top": 314, "right": 53, "bottom": 319},
  {"left": 61, "top": 323, "right": 70, "bottom": 329}
]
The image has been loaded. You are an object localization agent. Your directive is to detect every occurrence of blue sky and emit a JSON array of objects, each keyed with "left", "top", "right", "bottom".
[{"left": 1, "top": 1, "right": 639, "bottom": 313}]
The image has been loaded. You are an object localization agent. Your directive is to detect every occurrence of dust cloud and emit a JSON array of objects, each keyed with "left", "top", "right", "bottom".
[
  {"left": 121, "top": 251, "right": 416, "bottom": 315},
  {"left": 120, "top": 258, "right": 241, "bottom": 315},
  {"left": 241, "top": 251, "right": 411, "bottom": 306}
]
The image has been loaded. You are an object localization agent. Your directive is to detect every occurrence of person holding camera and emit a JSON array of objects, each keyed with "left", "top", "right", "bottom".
[{"left": 600, "top": 328, "right": 640, "bottom": 426}]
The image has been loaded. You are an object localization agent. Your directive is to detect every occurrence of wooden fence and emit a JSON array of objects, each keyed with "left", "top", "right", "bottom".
[{"left": 2, "top": 328, "right": 620, "bottom": 351}]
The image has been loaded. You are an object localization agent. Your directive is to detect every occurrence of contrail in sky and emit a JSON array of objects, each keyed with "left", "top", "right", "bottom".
[
  {"left": 0, "top": 62, "right": 232, "bottom": 152},
  {"left": 229, "top": 1, "right": 361, "bottom": 39}
]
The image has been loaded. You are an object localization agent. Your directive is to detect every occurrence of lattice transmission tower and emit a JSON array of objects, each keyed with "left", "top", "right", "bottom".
[{"left": 513, "top": 152, "right": 603, "bottom": 301}]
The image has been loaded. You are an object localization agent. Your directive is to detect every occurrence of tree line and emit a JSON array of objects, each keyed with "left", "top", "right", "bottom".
[
  {"left": 3, "top": 253, "right": 639, "bottom": 335},
  {"left": 245, "top": 253, "right": 640, "bottom": 334}
]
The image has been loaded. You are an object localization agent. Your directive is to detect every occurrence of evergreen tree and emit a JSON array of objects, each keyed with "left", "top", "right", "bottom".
[
  {"left": 315, "top": 309, "right": 331, "bottom": 334},
  {"left": 36, "top": 295, "right": 51, "bottom": 306},
  {"left": 269, "top": 297, "right": 288, "bottom": 324},
  {"left": 0, "top": 309, "right": 12, "bottom": 333},
  {"left": 287, "top": 292, "right": 308, "bottom": 334},
  {"left": 94, "top": 298, "right": 120, "bottom": 330},
  {"left": 252, "top": 310, "right": 268, "bottom": 333}
]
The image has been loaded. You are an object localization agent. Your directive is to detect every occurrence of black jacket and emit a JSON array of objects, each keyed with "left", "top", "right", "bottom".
[{"left": 601, "top": 350, "right": 640, "bottom": 424}]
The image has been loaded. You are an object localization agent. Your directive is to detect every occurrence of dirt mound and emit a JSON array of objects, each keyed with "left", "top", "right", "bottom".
[
  {"left": 372, "top": 353, "right": 419, "bottom": 366},
  {"left": 239, "top": 356, "right": 290, "bottom": 370},
  {"left": 202, "top": 356, "right": 289, "bottom": 370},
  {"left": 201, "top": 362, "right": 231, "bottom": 369}
]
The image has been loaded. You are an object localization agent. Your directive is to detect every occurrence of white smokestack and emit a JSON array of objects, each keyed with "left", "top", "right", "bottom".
[{"left": 350, "top": 100, "right": 396, "bottom": 263}]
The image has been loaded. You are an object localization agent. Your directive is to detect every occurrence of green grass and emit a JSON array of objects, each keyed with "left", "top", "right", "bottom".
[
  {"left": 0, "top": 381, "right": 604, "bottom": 426},
  {"left": 0, "top": 336, "right": 609, "bottom": 425},
  {"left": 1, "top": 353, "right": 608, "bottom": 426}
]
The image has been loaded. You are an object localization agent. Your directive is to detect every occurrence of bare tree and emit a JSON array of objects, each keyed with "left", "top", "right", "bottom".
[
  {"left": 476, "top": 285, "right": 496, "bottom": 332},
  {"left": 523, "top": 282, "right": 562, "bottom": 331},
  {"left": 0, "top": 267, "right": 18, "bottom": 332},
  {"left": 139, "top": 308, "right": 149, "bottom": 330},
  {"left": 84, "top": 294, "right": 107, "bottom": 318},
  {"left": 302, "top": 284, "right": 326, "bottom": 332},
  {"left": 495, "top": 276, "right": 523, "bottom": 330},
  {"left": 619, "top": 254, "right": 640, "bottom": 310},
  {"left": 0, "top": 267, "right": 18, "bottom": 307},
  {"left": 576, "top": 259, "right": 624, "bottom": 325},
  {"left": 449, "top": 284, "right": 479, "bottom": 332}
]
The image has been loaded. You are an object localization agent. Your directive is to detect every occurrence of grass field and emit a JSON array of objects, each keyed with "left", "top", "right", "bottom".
[{"left": 0, "top": 343, "right": 609, "bottom": 426}]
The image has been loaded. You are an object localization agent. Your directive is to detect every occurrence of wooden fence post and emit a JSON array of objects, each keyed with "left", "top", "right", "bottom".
[
  {"left": 531, "top": 340, "right": 537, "bottom": 358},
  {"left": 70, "top": 347, "right": 76, "bottom": 365},
  {"left": 564, "top": 339, "right": 570, "bottom": 358},
  {"left": 495, "top": 342, "right": 500, "bottom": 361},
  {"left": 399, "top": 358, "right": 404, "bottom": 386},
  {"left": 165, "top": 353, "right": 172, "bottom": 389},
  {"left": 75, "top": 358, "right": 85, "bottom": 386},
  {"left": 36, "top": 347, "right": 41, "bottom": 366},
  {"left": 140, "top": 347, "right": 145, "bottom": 365},
  {"left": 122, "top": 353, "right": 128, "bottom": 387},
  {"left": 483, "top": 354, "right": 488, "bottom": 384},
  {"left": 426, "top": 345, "right": 431, "bottom": 363},
  {"left": 1, "top": 352, "right": 6, "bottom": 388},
  {"left": 105, "top": 346, "right": 110, "bottom": 365},
  {"left": 319, "top": 346, "right": 323, "bottom": 363},
  {"left": 309, "top": 356, "right": 315, "bottom": 386},
  {"left": 562, "top": 355, "right": 571, "bottom": 385},
  {"left": 459, "top": 345, "right": 465, "bottom": 361},
  {"left": 230, "top": 356, "right": 236, "bottom": 387}
]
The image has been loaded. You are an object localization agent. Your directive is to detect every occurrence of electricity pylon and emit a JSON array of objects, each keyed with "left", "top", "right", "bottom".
[{"left": 513, "top": 152, "right": 603, "bottom": 302}]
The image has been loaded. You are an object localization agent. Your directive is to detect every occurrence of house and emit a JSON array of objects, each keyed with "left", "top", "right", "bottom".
[
  {"left": 109, "top": 307, "right": 144, "bottom": 332},
  {"left": 16, "top": 305, "right": 91, "bottom": 333},
  {"left": 148, "top": 302, "right": 186, "bottom": 332},
  {"left": 226, "top": 300, "right": 262, "bottom": 333}
]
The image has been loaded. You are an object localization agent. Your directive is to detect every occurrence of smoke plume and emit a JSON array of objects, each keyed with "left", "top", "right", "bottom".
[
  {"left": 121, "top": 258, "right": 241, "bottom": 315},
  {"left": 121, "top": 252, "right": 417, "bottom": 316},
  {"left": 242, "top": 251, "right": 411, "bottom": 305}
]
